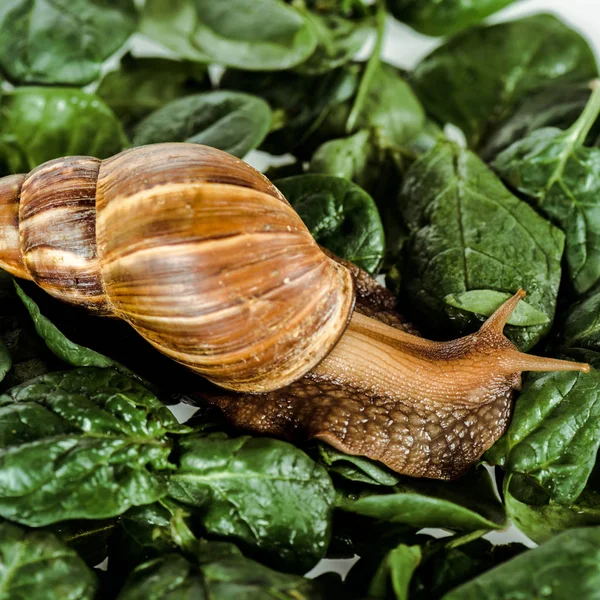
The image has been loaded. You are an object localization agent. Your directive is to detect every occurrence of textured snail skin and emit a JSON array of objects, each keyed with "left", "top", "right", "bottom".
[
  {"left": 0, "top": 143, "right": 589, "bottom": 479},
  {"left": 0, "top": 143, "right": 354, "bottom": 392}
]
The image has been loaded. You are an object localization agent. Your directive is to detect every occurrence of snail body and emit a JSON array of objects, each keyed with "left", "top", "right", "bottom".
[{"left": 0, "top": 143, "right": 588, "bottom": 479}]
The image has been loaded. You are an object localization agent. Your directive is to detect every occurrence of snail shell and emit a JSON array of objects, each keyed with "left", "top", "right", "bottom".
[{"left": 0, "top": 143, "right": 354, "bottom": 393}]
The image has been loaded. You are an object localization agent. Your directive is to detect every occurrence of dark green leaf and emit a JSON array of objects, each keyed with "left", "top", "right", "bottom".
[
  {"left": 562, "top": 286, "right": 600, "bottom": 350},
  {"left": 96, "top": 53, "right": 208, "bottom": 128},
  {"left": 0, "top": 87, "right": 128, "bottom": 174},
  {"left": 318, "top": 444, "right": 401, "bottom": 486},
  {"left": 441, "top": 527, "right": 600, "bottom": 599},
  {"left": 0, "top": 0, "right": 136, "bottom": 85},
  {"left": 45, "top": 519, "right": 117, "bottom": 567},
  {"left": 487, "top": 367, "right": 600, "bottom": 505},
  {"left": 349, "top": 63, "right": 425, "bottom": 151},
  {"left": 386, "top": 0, "right": 517, "bottom": 37},
  {"left": 481, "top": 80, "right": 599, "bottom": 160},
  {"left": 337, "top": 467, "right": 506, "bottom": 531},
  {"left": 444, "top": 290, "right": 550, "bottom": 327},
  {"left": 116, "top": 543, "right": 335, "bottom": 600},
  {"left": 296, "top": 9, "right": 374, "bottom": 75},
  {"left": 132, "top": 92, "right": 271, "bottom": 158},
  {"left": 0, "top": 521, "right": 97, "bottom": 600},
  {"left": 411, "top": 538, "right": 525, "bottom": 600},
  {"left": 275, "top": 174, "right": 385, "bottom": 273},
  {"left": 221, "top": 65, "right": 359, "bottom": 156},
  {"left": 15, "top": 282, "right": 135, "bottom": 377},
  {"left": 309, "top": 129, "right": 372, "bottom": 181},
  {"left": 504, "top": 473, "right": 600, "bottom": 544},
  {"left": 141, "top": 0, "right": 317, "bottom": 71},
  {"left": 400, "top": 140, "right": 564, "bottom": 350},
  {"left": 0, "top": 368, "right": 184, "bottom": 526},
  {"left": 108, "top": 503, "right": 181, "bottom": 574},
  {"left": 493, "top": 83, "right": 600, "bottom": 294},
  {"left": 0, "top": 342, "right": 11, "bottom": 384},
  {"left": 168, "top": 433, "right": 334, "bottom": 572},
  {"left": 367, "top": 543, "right": 421, "bottom": 600},
  {"left": 412, "top": 14, "right": 598, "bottom": 147}
]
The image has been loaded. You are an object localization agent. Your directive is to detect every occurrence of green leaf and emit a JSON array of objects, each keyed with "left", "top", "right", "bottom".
[
  {"left": 168, "top": 433, "right": 335, "bottom": 572},
  {"left": 481, "top": 80, "right": 599, "bottom": 160},
  {"left": 318, "top": 444, "right": 401, "bottom": 486},
  {"left": 141, "top": 0, "right": 317, "bottom": 71},
  {"left": 296, "top": 9, "right": 374, "bottom": 75},
  {"left": 337, "top": 467, "right": 506, "bottom": 531},
  {"left": 0, "top": 521, "right": 97, "bottom": 600},
  {"left": 96, "top": 53, "right": 208, "bottom": 128},
  {"left": 504, "top": 473, "right": 600, "bottom": 544},
  {"left": 412, "top": 14, "right": 598, "bottom": 147},
  {"left": 310, "top": 129, "right": 372, "bottom": 181},
  {"left": 441, "top": 527, "right": 600, "bottom": 599},
  {"left": 493, "top": 83, "right": 600, "bottom": 294},
  {"left": 562, "top": 286, "right": 600, "bottom": 350},
  {"left": 116, "top": 543, "right": 335, "bottom": 600},
  {"left": 132, "top": 92, "right": 271, "bottom": 158},
  {"left": 367, "top": 544, "right": 421, "bottom": 600},
  {"left": 0, "top": 368, "right": 184, "bottom": 526},
  {"left": 221, "top": 65, "right": 359, "bottom": 156},
  {"left": 0, "top": 88, "right": 128, "bottom": 174},
  {"left": 386, "top": 0, "right": 517, "bottom": 37},
  {"left": 488, "top": 367, "right": 600, "bottom": 505},
  {"left": 444, "top": 290, "right": 550, "bottom": 327},
  {"left": 351, "top": 63, "right": 425, "bottom": 150},
  {"left": 45, "top": 519, "right": 117, "bottom": 568},
  {"left": 400, "top": 140, "right": 564, "bottom": 350},
  {"left": 0, "top": 341, "right": 11, "bottom": 384},
  {"left": 275, "top": 174, "right": 385, "bottom": 274},
  {"left": 15, "top": 282, "right": 135, "bottom": 378},
  {"left": 0, "top": 0, "right": 136, "bottom": 85}
]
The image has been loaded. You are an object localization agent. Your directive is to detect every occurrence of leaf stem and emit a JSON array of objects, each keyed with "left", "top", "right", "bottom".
[
  {"left": 345, "top": 0, "right": 386, "bottom": 134},
  {"left": 567, "top": 78, "right": 600, "bottom": 145},
  {"left": 159, "top": 498, "right": 198, "bottom": 554},
  {"left": 443, "top": 529, "right": 487, "bottom": 550}
]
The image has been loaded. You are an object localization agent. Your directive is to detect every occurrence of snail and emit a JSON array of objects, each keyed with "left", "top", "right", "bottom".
[{"left": 0, "top": 142, "right": 588, "bottom": 479}]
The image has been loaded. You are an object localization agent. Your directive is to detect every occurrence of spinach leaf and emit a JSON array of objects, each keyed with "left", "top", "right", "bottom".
[
  {"left": 309, "top": 129, "right": 372, "bottom": 181},
  {"left": 493, "top": 82, "right": 600, "bottom": 294},
  {"left": 0, "top": 342, "right": 11, "bottom": 384},
  {"left": 318, "top": 444, "right": 401, "bottom": 486},
  {"left": 141, "top": 0, "right": 317, "bottom": 71},
  {"left": 386, "top": 0, "right": 517, "bottom": 37},
  {"left": 0, "top": 0, "right": 136, "bottom": 85},
  {"left": 0, "top": 368, "right": 184, "bottom": 526},
  {"left": 0, "top": 521, "right": 97, "bottom": 600},
  {"left": 444, "top": 290, "right": 550, "bottom": 327},
  {"left": 337, "top": 467, "right": 506, "bottom": 531},
  {"left": 400, "top": 140, "right": 564, "bottom": 350},
  {"left": 487, "top": 367, "right": 600, "bottom": 505},
  {"left": 45, "top": 519, "right": 117, "bottom": 568},
  {"left": 0, "top": 88, "right": 128, "bottom": 174},
  {"left": 562, "top": 285, "right": 600, "bottom": 351},
  {"left": 96, "top": 53, "right": 208, "bottom": 128},
  {"left": 275, "top": 174, "right": 385, "bottom": 274},
  {"left": 296, "top": 8, "right": 374, "bottom": 75},
  {"left": 441, "top": 527, "right": 600, "bottom": 599},
  {"left": 367, "top": 543, "right": 421, "bottom": 600},
  {"left": 15, "top": 282, "right": 135, "bottom": 378},
  {"left": 116, "top": 543, "right": 334, "bottom": 600},
  {"left": 347, "top": 62, "right": 425, "bottom": 151},
  {"left": 481, "top": 80, "right": 599, "bottom": 160},
  {"left": 221, "top": 65, "right": 359, "bottom": 156},
  {"left": 412, "top": 14, "right": 598, "bottom": 148},
  {"left": 504, "top": 473, "right": 600, "bottom": 544},
  {"left": 168, "top": 433, "right": 334, "bottom": 572},
  {"left": 132, "top": 92, "right": 271, "bottom": 159}
]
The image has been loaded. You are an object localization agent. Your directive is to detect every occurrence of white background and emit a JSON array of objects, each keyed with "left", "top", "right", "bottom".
[{"left": 170, "top": 0, "right": 600, "bottom": 579}]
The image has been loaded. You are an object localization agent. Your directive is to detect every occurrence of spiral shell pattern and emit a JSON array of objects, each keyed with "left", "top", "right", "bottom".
[{"left": 0, "top": 143, "right": 355, "bottom": 392}]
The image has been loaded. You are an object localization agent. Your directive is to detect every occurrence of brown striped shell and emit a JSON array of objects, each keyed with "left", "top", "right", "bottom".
[{"left": 0, "top": 143, "right": 355, "bottom": 393}]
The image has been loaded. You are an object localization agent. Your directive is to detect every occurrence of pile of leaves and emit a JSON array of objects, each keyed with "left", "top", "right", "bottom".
[{"left": 1, "top": 0, "right": 600, "bottom": 598}]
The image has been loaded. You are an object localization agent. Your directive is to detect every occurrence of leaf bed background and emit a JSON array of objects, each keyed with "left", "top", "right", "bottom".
[{"left": 1, "top": 0, "right": 600, "bottom": 599}]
